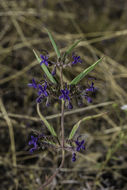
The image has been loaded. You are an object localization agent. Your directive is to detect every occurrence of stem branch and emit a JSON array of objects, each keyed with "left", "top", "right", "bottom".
[{"left": 38, "top": 62, "right": 65, "bottom": 189}]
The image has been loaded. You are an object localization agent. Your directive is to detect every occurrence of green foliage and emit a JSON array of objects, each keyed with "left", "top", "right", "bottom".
[
  {"left": 37, "top": 104, "right": 57, "bottom": 137},
  {"left": 46, "top": 28, "right": 61, "bottom": 59},
  {"left": 68, "top": 112, "right": 106, "bottom": 140},
  {"left": 63, "top": 39, "right": 82, "bottom": 60},
  {"left": 33, "top": 49, "right": 57, "bottom": 84},
  {"left": 70, "top": 57, "right": 103, "bottom": 85}
]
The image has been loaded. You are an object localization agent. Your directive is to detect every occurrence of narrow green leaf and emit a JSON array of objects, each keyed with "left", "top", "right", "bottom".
[
  {"left": 63, "top": 39, "right": 82, "bottom": 60},
  {"left": 70, "top": 57, "right": 103, "bottom": 85},
  {"left": 37, "top": 104, "right": 57, "bottom": 137},
  {"left": 33, "top": 49, "right": 57, "bottom": 84},
  {"left": 46, "top": 28, "right": 61, "bottom": 59},
  {"left": 68, "top": 112, "right": 107, "bottom": 140},
  {"left": 40, "top": 64, "right": 57, "bottom": 84}
]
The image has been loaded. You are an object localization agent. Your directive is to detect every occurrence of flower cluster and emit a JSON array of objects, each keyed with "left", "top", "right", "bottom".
[
  {"left": 83, "top": 81, "right": 97, "bottom": 103},
  {"left": 59, "top": 84, "right": 73, "bottom": 109},
  {"left": 86, "top": 81, "right": 97, "bottom": 93},
  {"left": 28, "top": 78, "right": 49, "bottom": 104},
  {"left": 28, "top": 79, "right": 97, "bottom": 109},
  {"left": 28, "top": 133, "right": 59, "bottom": 153},
  {"left": 28, "top": 133, "right": 85, "bottom": 163},
  {"left": 72, "top": 53, "right": 82, "bottom": 65},
  {"left": 72, "top": 136, "right": 85, "bottom": 162},
  {"left": 28, "top": 78, "right": 38, "bottom": 89},
  {"left": 28, "top": 52, "right": 98, "bottom": 108},
  {"left": 37, "top": 81, "right": 48, "bottom": 103},
  {"left": 40, "top": 52, "right": 82, "bottom": 72},
  {"left": 40, "top": 54, "right": 49, "bottom": 66},
  {"left": 28, "top": 135, "right": 38, "bottom": 153}
]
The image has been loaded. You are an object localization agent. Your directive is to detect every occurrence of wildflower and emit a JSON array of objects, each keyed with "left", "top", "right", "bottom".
[
  {"left": 72, "top": 53, "right": 82, "bottom": 65},
  {"left": 28, "top": 135, "right": 38, "bottom": 153},
  {"left": 28, "top": 78, "right": 38, "bottom": 89},
  {"left": 38, "top": 82, "right": 48, "bottom": 97},
  {"left": 83, "top": 81, "right": 97, "bottom": 103},
  {"left": 86, "top": 81, "right": 97, "bottom": 93},
  {"left": 36, "top": 81, "right": 48, "bottom": 103},
  {"left": 59, "top": 84, "right": 73, "bottom": 109},
  {"left": 40, "top": 54, "right": 49, "bottom": 66},
  {"left": 71, "top": 136, "right": 85, "bottom": 162},
  {"left": 75, "top": 138, "right": 85, "bottom": 152},
  {"left": 72, "top": 153, "right": 76, "bottom": 162},
  {"left": 28, "top": 78, "right": 49, "bottom": 104},
  {"left": 59, "top": 84, "right": 70, "bottom": 102}
]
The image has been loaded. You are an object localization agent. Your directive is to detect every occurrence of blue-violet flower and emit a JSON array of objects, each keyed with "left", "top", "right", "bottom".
[
  {"left": 86, "top": 81, "right": 97, "bottom": 93},
  {"left": 40, "top": 54, "right": 49, "bottom": 66},
  {"left": 71, "top": 136, "right": 85, "bottom": 162},
  {"left": 36, "top": 81, "right": 48, "bottom": 103},
  {"left": 28, "top": 135, "right": 38, "bottom": 153},
  {"left": 75, "top": 138, "right": 85, "bottom": 152},
  {"left": 28, "top": 78, "right": 38, "bottom": 89},
  {"left": 59, "top": 84, "right": 73, "bottom": 109},
  {"left": 72, "top": 53, "right": 82, "bottom": 65},
  {"left": 72, "top": 153, "right": 76, "bottom": 162},
  {"left": 59, "top": 84, "right": 70, "bottom": 102}
]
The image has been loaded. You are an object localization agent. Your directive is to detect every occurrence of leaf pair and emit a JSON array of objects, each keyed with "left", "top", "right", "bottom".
[{"left": 34, "top": 29, "right": 103, "bottom": 86}]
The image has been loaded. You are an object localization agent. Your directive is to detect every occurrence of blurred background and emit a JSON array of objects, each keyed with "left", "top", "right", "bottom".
[{"left": 0, "top": 0, "right": 127, "bottom": 189}]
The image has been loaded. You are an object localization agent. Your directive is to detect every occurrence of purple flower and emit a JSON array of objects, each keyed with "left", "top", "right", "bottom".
[
  {"left": 86, "top": 82, "right": 97, "bottom": 93},
  {"left": 36, "top": 81, "right": 48, "bottom": 103},
  {"left": 71, "top": 136, "right": 85, "bottom": 162},
  {"left": 72, "top": 153, "right": 76, "bottom": 162},
  {"left": 28, "top": 78, "right": 38, "bottom": 89},
  {"left": 75, "top": 138, "right": 85, "bottom": 152},
  {"left": 59, "top": 84, "right": 70, "bottom": 102},
  {"left": 28, "top": 78, "right": 49, "bottom": 104},
  {"left": 83, "top": 81, "right": 97, "bottom": 103},
  {"left": 40, "top": 54, "right": 49, "bottom": 66},
  {"left": 28, "top": 135, "right": 38, "bottom": 153},
  {"left": 59, "top": 84, "right": 73, "bottom": 109},
  {"left": 38, "top": 83, "right": 48, "bottom": 97},
  {"left": 72, "top": 53, "right": 82, "bottom": 65}
]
